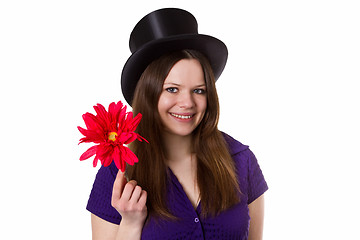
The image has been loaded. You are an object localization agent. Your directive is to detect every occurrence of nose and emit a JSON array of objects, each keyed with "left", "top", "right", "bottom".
[{"left": 178, "top": 91, "right": 194, "bottom": 109}]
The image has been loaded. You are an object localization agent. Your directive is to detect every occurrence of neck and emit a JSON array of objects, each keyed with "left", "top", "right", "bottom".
[{"left": 162, "top": 132, "right": 193, "bottom": 163}]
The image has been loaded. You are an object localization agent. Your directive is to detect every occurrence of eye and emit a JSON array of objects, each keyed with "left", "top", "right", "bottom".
[
  {"left": 165, "top": 87, "right": 178, "bottom": 93},
  {"left": 193, "top": 88, "right": 206, "bottom": 94}
]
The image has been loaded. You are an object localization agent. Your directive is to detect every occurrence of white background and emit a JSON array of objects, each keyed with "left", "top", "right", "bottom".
[{"left": 1, "top": 0, "right": 359, "bottom": 239}]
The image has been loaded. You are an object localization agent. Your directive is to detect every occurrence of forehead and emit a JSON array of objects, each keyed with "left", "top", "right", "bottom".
[{"left": 164, "top": 59, "right": 205, "bottom": 85}]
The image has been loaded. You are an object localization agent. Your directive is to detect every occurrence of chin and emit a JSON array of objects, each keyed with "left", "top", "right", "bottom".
[{"left": 164, "top": 128, "right": 195, "bottom": 137}]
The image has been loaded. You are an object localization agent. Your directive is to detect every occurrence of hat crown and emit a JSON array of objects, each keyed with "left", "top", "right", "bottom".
[{"left": 129, "top": 8, "right": 198, "bottom": 53}]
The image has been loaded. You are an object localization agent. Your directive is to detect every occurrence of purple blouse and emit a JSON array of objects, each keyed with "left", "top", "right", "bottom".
[{"left": 87, "top": 133, "right": 268, "bottom": 240}]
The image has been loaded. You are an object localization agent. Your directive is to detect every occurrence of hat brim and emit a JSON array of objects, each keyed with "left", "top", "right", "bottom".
[{"left": 121, "top": 34, "right": 228, "bottom": 105}]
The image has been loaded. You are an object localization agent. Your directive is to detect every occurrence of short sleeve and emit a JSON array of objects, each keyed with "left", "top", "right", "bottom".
[
  {"left": 247, "top": 151, "right": 268, "bottom": 204},
  {"left": 86, "top": 162, "right": 122, "bottom": 225},
  {"left": 223, "top": 132, "right": 268, "bottom": 205}
]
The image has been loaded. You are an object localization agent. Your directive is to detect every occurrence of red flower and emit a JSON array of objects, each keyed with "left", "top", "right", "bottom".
[{"left": 78, "top": 101, "right": 148, "bottom": 171}]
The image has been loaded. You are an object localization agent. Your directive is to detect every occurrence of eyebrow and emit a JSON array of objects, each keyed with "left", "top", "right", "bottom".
[
  {"left": 163, "top": 82, "right": 181, "bottom": 86},
  {"left": 163, "top": 83, "right": 206, "bottom": 88}
]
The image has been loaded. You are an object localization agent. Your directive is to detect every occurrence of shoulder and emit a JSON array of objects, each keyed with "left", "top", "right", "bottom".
[
  {"left": 87, "top": 162, "right": 122, "bottom": 225},
  {"left": 221, "top": 131, "right": 256, "bottom": 172},
  {"left": 221, "top": 132, "right": 250, "bottom": 156}
]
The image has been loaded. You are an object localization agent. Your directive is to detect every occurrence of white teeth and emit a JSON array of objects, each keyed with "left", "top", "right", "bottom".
[{"left": 171, "top": 113, "right": 192, "bottom": 119}]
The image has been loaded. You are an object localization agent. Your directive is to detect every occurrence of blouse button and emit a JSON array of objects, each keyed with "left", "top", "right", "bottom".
[{"left": 194, "top": 217, "right": 199, "bottom": 223}]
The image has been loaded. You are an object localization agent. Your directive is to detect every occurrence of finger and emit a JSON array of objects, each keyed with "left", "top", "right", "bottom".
[
  {"left": 138, "top": 190, "right": 147, "bottom": 207},
  {"left": 129, "top": 185, "right": 142, "bottom": 203},
  {"left": 121, "top": 180, "right": 137, "bottom": 201},
  {"left": 112, "top": 171, "right": 127, "bottom": 204}
]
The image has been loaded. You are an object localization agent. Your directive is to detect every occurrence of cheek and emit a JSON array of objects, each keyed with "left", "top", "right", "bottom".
[
  {"left": 158, "top": 94, "right": 171, "bottom": 114},
  {"left": 202, "top": 100, "right": 208, "bottom": 111},
  {"left": 196, "top": 97, "right": 208, "bottom": 113}
]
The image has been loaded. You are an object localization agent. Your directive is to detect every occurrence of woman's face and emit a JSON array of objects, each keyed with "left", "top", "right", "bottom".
[{"left": 158, "top": 59, "right": 207, "bottom": 137}]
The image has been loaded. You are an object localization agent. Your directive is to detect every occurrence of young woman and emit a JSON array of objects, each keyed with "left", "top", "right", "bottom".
[{"left": 87, "top": 8, "right": 268, "bottom": 240}]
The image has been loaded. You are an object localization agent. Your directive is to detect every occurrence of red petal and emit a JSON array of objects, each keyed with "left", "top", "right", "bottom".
[
  {"left": 108, "top": 102, "right": 120, "bottom": 127},
  {"left": 93, "top": 104, "right": 109, "bottom": 129},
  {"left": 94, "top": 103, "right": 107, "bottom": 118},
  {"left": 124, "top": 112, "right": 134, "bottom": 131},
  {"left": 136, "top": 134, "right": 149, "bottom": 143},
  {"left": 113, "top": 147, "right": 125, "bottom": 171},
  {"left": 97, "top": 144, "right": 114, "bottom": 167},
  {"left": 129, "top": 113, "right": 142, "bottom": 131},
  {"left": 102, "top": 155, "right": 113, "bottom": 167},
  {"left": 78, "top": 127, "right": 105, "bottom": 144},
  {"left": 77, "top": 126, "right": 88, "bottom": 136},
  {"left": 108, "top": 102, "right": 116, "bottom": 114},
  {"left": 119, "top": 163, "right": 126, "bottom": 172},
  {"left": 124, "top": 133, "right": 137, "bottom": 144},
  {"left": 80, "top": 145, "right": 97, "bottom": 160},
  {"left": 118, "top": 106, "right": 127, "bottom": 131},
  {"left": 118, "top": 132, "right": 131, "bottom": 143},
  {"left": 115, "top": 101, "right": 124, "bottom": 108},
  {"left": 82, "top": 113, "right": 97, "bottom": 130},
  {"left": 109, "top": 101, "right": 123, "bottom": 114},
  {"left": 82, "top": 113, "right": 108, "bottom": 138},
  {"left": 120, "top": 146, "right": 138, "bottom": 165},
  {"left": 93, "top": 155, "right": 99, "bottom": 167}
]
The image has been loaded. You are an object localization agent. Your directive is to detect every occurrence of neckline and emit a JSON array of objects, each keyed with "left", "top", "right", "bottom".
[{"left": 167, "top": 167, "right": 202, "bottom": 212}]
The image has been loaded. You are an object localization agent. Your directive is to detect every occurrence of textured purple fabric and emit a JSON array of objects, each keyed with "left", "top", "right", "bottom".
[{"left": 87, "top": 133, "right": 268, "bottom": 239}]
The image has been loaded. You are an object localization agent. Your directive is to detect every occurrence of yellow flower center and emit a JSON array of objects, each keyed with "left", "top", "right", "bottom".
[{"left": 108, "top": 132, "right": 118, "bottom": 141}]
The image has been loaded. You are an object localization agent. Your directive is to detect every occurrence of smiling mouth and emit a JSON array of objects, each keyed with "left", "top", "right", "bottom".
[{"left": 170, "top": 113, "right": 194, "bottom": 119}]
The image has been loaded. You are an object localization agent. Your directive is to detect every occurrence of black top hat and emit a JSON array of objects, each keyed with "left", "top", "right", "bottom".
[{"left": 121, "top": 8, "right": 228, "bottom": 105}]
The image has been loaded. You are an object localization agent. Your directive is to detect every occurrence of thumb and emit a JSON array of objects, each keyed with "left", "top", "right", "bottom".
[{"left": 112, "top": 170, "right": 128, "bottom": 202}]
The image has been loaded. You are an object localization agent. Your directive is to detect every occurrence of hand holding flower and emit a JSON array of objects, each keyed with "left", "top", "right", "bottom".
[{"left": 111, "top": 170, "right": 148, "bottom": 235}]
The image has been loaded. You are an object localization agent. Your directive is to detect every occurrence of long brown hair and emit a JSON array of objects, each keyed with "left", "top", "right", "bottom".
[{"left": 127, "top": 50, "right": 240, "bottom": 219}]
